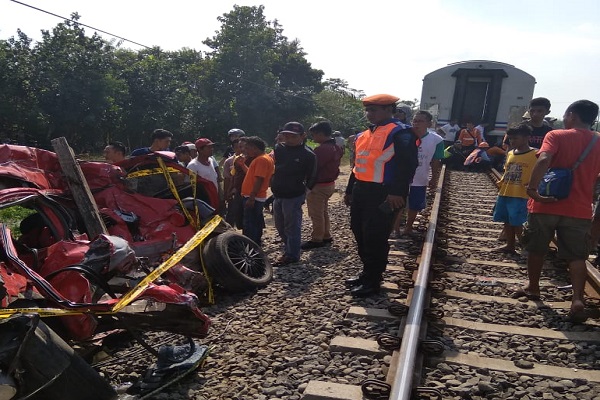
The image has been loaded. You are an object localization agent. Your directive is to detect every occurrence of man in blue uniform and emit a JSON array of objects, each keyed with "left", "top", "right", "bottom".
[{"left": 344, "top": 94, "right": 419, "bottom": 297}]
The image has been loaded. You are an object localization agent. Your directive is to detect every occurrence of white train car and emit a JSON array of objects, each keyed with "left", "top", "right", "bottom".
[{"left": 420, "top": 60, "right": 536, "bottom": 144}]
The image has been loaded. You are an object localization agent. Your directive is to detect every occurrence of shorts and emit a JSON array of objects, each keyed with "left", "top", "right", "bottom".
[
  {"left": 522, "top": 213, "right": 592, "bottom": 260},
  {"left": 492, "top": 196, "right": 528, "bottom": 226},
  {"left": 408, "top": 186, "right": 427, "bottom": 211}
]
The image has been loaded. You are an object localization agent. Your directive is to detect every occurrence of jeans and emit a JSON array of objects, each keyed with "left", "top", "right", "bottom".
[
  {"left": 242, "top": 197, "right": 266, "bottom": 245},
  {"left": 273, "top": 193, "right": 305, "bottom": 261}
]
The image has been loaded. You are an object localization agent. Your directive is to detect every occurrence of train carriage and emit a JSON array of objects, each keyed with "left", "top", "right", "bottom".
[{"left": 420, "top": 60, "right": 536, "bottom": 144}]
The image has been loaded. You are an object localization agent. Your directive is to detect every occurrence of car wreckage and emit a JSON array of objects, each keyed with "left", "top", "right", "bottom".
[{"left": 0, "top": 143, "right": 273, "bottom": 399}]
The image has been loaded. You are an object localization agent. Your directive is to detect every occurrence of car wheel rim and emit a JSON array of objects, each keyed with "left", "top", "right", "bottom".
[{"left": 227, "top": 238, "right": 266, "bottom": 279}]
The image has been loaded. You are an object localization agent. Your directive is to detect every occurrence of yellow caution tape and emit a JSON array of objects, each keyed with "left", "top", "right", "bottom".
[
  {"left": 156, "top": 159, "right": 216, "bottom": 304},
  {"left": 189, "top": 171, "right": 216, "bottom": 304},
  {"left": 189, "top": 170, "right": 200, "bottom": 228},
  {"left": 0, "top": 215, "right": 221, "bottom": 319},
  {"left": 156, "top": 157, "right": 196, "bottom": 228},
  {"left": 198, "top": 243, "right": 214, "bottom": 304},
  {"left": 111, "top": 215, "right": 221, "bottom": 312},
  {"left": 0, "top": 308, "right": 97, "bottom": 318},
  {"left": 127, "top": 167, "right": 181, "bottom": 179}
]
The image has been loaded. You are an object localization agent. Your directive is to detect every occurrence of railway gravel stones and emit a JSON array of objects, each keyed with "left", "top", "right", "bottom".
[
  {"left": 91, "top": 169, "right": 600, "bottom": 399},
  {"left": 420, "top": 170, "right": 600, "bottom": 399}
]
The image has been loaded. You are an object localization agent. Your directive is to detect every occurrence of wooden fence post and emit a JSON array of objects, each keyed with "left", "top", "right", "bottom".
[{"left": 51, "top": 137, "right": 107, "bottom": 239}]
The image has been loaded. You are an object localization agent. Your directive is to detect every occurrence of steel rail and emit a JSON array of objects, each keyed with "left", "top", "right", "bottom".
[
  {"left": 389, "top": 165, "right": 447, "bottom": 400},
  {"left": 389, "top": 165, "right": 600, "bottom": 399}
]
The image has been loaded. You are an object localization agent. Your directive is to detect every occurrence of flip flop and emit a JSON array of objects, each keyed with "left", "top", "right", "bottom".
[{"left": 512, "top": 288, "right": 541, "bottom": 301}]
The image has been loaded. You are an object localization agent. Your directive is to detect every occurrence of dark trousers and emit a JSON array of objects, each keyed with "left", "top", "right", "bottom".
[
  {"left": 442, "top": 154, "right": 465, "bottom": 170},
  {"left": 350, "top": 181, "right": 397, "bottom": 285},
  {"left": 225, "top": 192, "right": 244, "bottom": 229},
  {"left": 264, "top": 195, "right": 275, "bottom": 209},
  {"left": 242, "top": 197, "right": 266, "bottom": 245}
]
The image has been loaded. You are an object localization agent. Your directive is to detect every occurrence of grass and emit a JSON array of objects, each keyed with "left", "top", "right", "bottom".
[{"left": 0, "top": 206, "right": 36, "bottom": 236}]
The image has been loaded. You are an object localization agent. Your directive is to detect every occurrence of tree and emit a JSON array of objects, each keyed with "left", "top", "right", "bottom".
[
  {"left": 0, "top": 6, "right": 356, "bottom": 152},
  {"left": 0, "top": 31, "right": 42, "bottom": 144},
  {"left": 202, "top": 5, "right": 324, "bottom": 143},
  {"left": 311, "top": 79, "right": 365, "bottom": 135},
  {"left": 31, "top": 14, "right": 124, "bottom": 150},
  {"left": 114, "top": 47, "right": 207, "bottom": 148}
]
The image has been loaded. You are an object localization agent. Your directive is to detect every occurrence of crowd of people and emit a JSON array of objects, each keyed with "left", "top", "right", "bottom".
[
  {"left": 437, "top": 97, "right": 600, "bottom": 322},
  {"left": 100, "top": 96, "right": 600, "bottom": 313}
]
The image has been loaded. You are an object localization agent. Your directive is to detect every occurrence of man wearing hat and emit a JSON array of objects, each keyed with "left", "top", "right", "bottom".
[
  {"left": 188, "top": 138, "right": 223, "bottom": 196},
  {"left": 174, "top": 144, "right": 193, "bottom": 167},
  {"left": 343, "top": 94, "right": 418, "bottom": 297},
  {"left": 183, "top": 142, "right": 198, "bottom": 158},
  {"left": 394, "top": 104, "right": 412, "bottom": 125},
  {"left": 220, "top": 128, "right": 246, "bottom": 166},
  {"left": 270, "top": 122, "right": 317, "bottom": 266}
]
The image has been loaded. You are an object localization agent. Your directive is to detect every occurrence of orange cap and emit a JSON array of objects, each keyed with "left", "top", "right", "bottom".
[{"left": 362, "top": 94, "right": 400, "bottom": 106}]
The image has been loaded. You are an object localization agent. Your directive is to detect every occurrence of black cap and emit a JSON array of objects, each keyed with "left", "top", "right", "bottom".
[{"left": 280, "top": 122, "right": 305, "bottom": 135}]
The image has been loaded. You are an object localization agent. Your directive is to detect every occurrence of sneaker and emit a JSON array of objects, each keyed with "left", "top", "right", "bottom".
[{"left": 301, "top": 241, "right": 326, "bottom": 250}]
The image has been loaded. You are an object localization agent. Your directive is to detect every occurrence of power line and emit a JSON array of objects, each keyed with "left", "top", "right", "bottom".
[
  {"left": 9, "top": 0, "right": 151, "bottom": 49},
  {"left": 8, "top": 0, "right": 351, "bottom": 110}
]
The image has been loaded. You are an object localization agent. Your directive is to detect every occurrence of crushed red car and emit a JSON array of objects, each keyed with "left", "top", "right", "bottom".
[{"left": 0, "top": 143, "right": 273, "bottom": 399}]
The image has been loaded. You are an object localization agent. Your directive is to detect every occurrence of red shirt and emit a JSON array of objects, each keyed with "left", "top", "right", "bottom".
[
  {"left": 314, "top": 139, "right": 343, "bottom": 184},
  {"left": 528, "top": 129, "right": 600, "bottom": 219}
]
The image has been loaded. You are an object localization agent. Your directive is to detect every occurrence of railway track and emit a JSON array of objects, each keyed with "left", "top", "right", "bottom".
[
  {"left": 93, "top": 167, "right": 600, "bottom": 399},
  {"left": 411, "top": 167, "right": 600, "bottom": 400}
]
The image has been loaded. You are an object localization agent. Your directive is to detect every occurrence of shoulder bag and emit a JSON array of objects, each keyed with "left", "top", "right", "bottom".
[{"left": 537, "top": 133, "right": 599, "bottom": 199}]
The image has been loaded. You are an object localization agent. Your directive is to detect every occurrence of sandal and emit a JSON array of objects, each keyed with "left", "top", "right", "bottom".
[
  {"left": 512, "top": 288, "right": 541, "bottom": 301},
  {"left": 273, "top": 256, "right": 298, "bottom": 267}
]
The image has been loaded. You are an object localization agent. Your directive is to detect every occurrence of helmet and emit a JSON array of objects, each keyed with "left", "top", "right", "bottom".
[{"left": 227, "top": 128, "right": 245, "bottom": 137}]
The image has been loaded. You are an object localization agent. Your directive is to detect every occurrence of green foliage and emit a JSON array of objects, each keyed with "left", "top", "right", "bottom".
[
  {"left": 0, "top": 206, "right": 36, "bottom": 236},
  {"left": 202, "top": 5, "right": 324, "bottom": 146},
  {"left": 310, "top": 79, "right": 366, "bottom": 136},
  {"left": 0, "top": 7, "right": 341, "bottom": 151},
  {"left": 31, "top": 15, "right": 122, "bottom": 148}
]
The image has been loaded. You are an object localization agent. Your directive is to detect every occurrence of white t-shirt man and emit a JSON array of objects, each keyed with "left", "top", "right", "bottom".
[
  {"left": 187, "top": 156, "right": 219, "bottom": 191},
  {"left": 412, "top": 132, "right": 444, "bottom": 187},
  {"left": 438, "top": 122, "right": 460, "bottom": 143}
]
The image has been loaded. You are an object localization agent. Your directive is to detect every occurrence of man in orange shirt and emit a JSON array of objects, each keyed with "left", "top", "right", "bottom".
[
  {"left": 457, "top": 120, "right": 483, "bottom": 152},
  {"left": 241, "top": 136, "right": 275, "bottom": 245}
]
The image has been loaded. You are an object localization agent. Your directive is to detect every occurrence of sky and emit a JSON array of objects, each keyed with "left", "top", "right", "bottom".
[{"left": 1, "top": 0, "right": 599, "bottom": 118}]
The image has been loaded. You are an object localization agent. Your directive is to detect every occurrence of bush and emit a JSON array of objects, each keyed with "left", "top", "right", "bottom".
[{"left": 0, "top": 206, "right": 36, "bottom": 236}]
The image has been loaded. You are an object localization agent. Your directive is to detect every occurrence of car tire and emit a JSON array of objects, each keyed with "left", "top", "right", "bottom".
[{"left": 202, "top": 231, "right": 272, "bottom": 292}]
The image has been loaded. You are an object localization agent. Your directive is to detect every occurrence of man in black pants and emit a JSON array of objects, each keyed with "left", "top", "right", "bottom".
[
  {"left": 344, "top": 94, "right": 418, "bottom": 297},
  {"left": 271, "top": 122, "right": 317, "bottom": 266}
]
